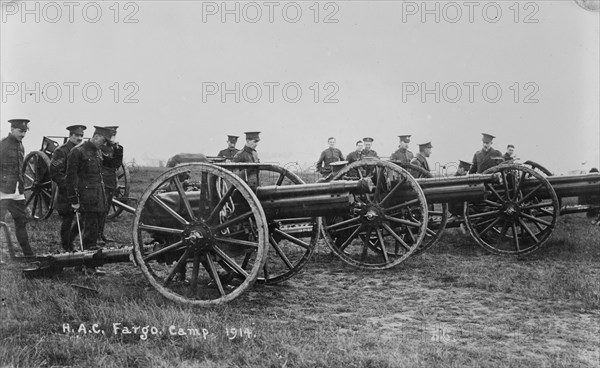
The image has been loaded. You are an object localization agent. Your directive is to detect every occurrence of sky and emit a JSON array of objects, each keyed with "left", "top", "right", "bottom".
[{"left": 1, "top": 0, "right": 599, "bottom": 175}]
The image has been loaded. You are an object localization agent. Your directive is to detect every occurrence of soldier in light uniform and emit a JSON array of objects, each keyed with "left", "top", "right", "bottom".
[
  {"left": 0, "top": 119, "right": 34, "bottom": 256},
  {"left": 469, "top": 133, "right": 504, "bottom": 174},
  {"left": 410, "top": 142, "right": 433, "bottom": 172},
  {"left": 346, "top": 140, "right": 364, "bottom": 164},
  {"left": 217, "top": 135, "right": 240, "bottom": 160},
  {"left": 316, "top": 137, "right": 344, "bottom": 176},
  {"left": 390, "top": 135, "right": 414, "bottom": 164},
  {"left": 362, "top": 137, "right": 378, "bottom": 158},
  {"left": 232, "top": 132, "right": 260, "bottom": 163},
  {"left": 66, "top": 126, "right": 115, "bottom": 251},
  {"left": 50, "top": 125, "right": 86, "bottom": 252},
  {"left": 98, "top": 126, "right": 124, "bottom": 245}
]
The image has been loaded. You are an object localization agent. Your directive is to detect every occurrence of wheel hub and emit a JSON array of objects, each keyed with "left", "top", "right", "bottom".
[
  {"left": 182, "top": 222, "right": 214, "bottom": 251},
  {"left": 503, "top": 202, "right": 520, "bottom": 218},
  {"left": 360, "top": 204, "right": 384, "bottom": 227}
]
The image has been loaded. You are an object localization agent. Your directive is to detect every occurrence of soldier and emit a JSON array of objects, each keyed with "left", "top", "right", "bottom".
[
  {"left": 346, "top": 140, "right": 364, "bottom": 164},
  {"left": 50, "top": 125, "right": 86, "bottom": 252},
  {"left": 0, "top": 119, "right": 34, "bottom": 256},
  {"left": 98, "top": 126, "right": 124, "bottom": 245},
  {"left": 410, "top": 142, "right": 432, "bottom": 172},
  {"left": 503, "top": 144, "right": 515, "bottom": 161},
  {"left": 456, "top": 160, "right": 472, "bottom": 176},
  {"left": 217, "top": 135, "right": 240, "bottom": 160},
  {"left": 390, "top": 135, "right": 414, "bottom": 163},
  {"left": 66, "top": 126, "right": 113, "bottom": 251},
  {"left": 468, "top": 133, "right": 504, "bottom": 174},
  {"left": 232, "top": 132, "right": 260, "bottom": 163},
  {"left": 362, "top": 137, "right": 378, "bottom": 158},
  {"left": 315, "top": 137, "right": 344, "bottom": 176}
]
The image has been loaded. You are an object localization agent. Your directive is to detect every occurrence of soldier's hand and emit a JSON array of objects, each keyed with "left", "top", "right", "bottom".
[{"left": 72, "top": 203, "right": 80, "bottom": 211}]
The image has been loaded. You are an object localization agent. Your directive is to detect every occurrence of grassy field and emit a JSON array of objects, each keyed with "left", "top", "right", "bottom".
[{"left": 1, "top": 166, "right": 599, "bottom": 367}]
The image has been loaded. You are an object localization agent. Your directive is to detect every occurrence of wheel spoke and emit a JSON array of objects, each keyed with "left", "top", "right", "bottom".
[
  {"left": 143, "top": 240, "right": 184, "bottom": 261},
  {"left": 325, "top": 217, "right": 360, "bottom": 231},
  {"left": 272, "top": 228, "right": 310, "bottom": 249},
  {"left": 516, "top": 183, "right": 544, "bottom": 205},
  {"left": 32, "top": 195, "right": 39, "bottom": 218},
  {"left": 511, "top": 222, "right": 520, "bottom": 253},
  {"left": 467, "top": 210, "right": 500, "bottom": 220},
  {"left": 478, "top": 217, "right": 502, "bottom": 237},
  {"left": 385, "top": 198, "right": 420, "bottom": 215},
  {"left": 360, "top": 227, "right": 372, "bottom": 261},
  {"left": 190, "top": 252, "right": 201, "bottom": 292},
  {"left": 338, "top": 224, "right": 364, "bottom": 252},
  {"left": 212, "top": 211, "right": 253, "bottom": 232},
  {"left": 514, "top": 170, "right": 527, "bottom": 197},
  {"left": 483, "top": 200, "right": 502, "bottom": 207},
  {"left": 211, "top": 246, "right": 249, "bottom": 279},
  {"left": 381, "top": 223, "right": 410, "bottom": 252},
  {"left": 269, "top": 236, "right": 294, "bottom": 270},
  {"left": 375, "top": 228, "right": 389, "bottom": 263},
  {"left": 164, "top": 247, "right": 190, "bottom": 286},
  {"left": 40, "top": 189, "right": 52, "bottom": 200},
  {"left": 521, "top": 201, "right": 555, "bottom": 210},
  {"left": 205, "top": 185, "right": 236, "bottom": 224},
  {"left": 520, "top": 213, "right": 552, "bottom": 227},
  {"left": 138, "top": 224, "right": 184, "bottom": 235},
  {"left": 150, "top": 195, "right": 190, "bottom": 226},
  {"left": 204, "top": 254, "right": 226, "bottom": 297},
  {"left": 213, "top": 236, "right": 259, "bottom": 250},
  {"left": 518, "top": 218, "right": 539, "bottom": 243},
  {"left": 379, "top": 179, "right": 405, "bottom": 207},
  {"left": 384, "top": 215, "right": 421, "bottom": 228},
  {"left": 172, "top": 175, "right": 196, "bottom": 221},
  {"left": 501, "top": 170, "right": 511, "bottom": 200},
  {"left": 485, "top": 183, "right": 504, "bottom": 202}
]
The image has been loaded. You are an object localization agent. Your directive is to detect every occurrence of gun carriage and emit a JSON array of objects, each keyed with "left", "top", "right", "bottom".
[
  {"left": 21, "top": 136, "right": 131, "bottom": 220},
  {"left": 3, "top": 159, "right": 599, "bottom": 307}
]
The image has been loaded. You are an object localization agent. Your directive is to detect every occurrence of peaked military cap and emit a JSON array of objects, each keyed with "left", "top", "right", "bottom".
[
  {"left": 244, "top": 131, "right": 261, "bottom": 141},
  {"left": 363, "top": 137, "right": 374, "bottom": 143},
  {"left": 8, "top": 119, "right": 30, "bottom": 131},
  {"left": 227, "top": 135, "right": 239, "bottom": 143},
  {"left": 398, "top": 135, "right": 411, "bottom": 143},
  {"left": 329, "top": 161, "right": 348, "bottom": 174},
  {"left": 66, "top": 125, "right": 87, "bottom": 135},
  {"left": 458, "top": 160, "right": 472, "bottom": 170},
  {"left": 481, "top": 133, "right": 496, "bottom": 143},
  {"left": 418, "top": 142, "right": 433, "bottom": 150},
  {"left": 93, "top": 126, "right": 117, "bottom": 139}
]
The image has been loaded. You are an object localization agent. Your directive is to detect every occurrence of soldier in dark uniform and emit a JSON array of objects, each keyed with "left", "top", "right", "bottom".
[
  {"left": 217, "top": 135, "right": 240, "bottom": 160},
  {"left": 362, "top": 137, "right": 378, "bottom": 158},
  {"left": 469, "top": 133, "right": 504, "bottom": 174},
  {"left": 0, "top": 119, "right": 34, "bottom": 256},
  {"left": 456, "top": 160, "right": 472, "bottom": 176},
  {"left": 390, "top": 135, "right": 414, "bottom": 163},
  {"left": 503, "top": 144, "right": 515, "bottom": 162},
  {"left": 448, "top": 160, "right": 472, "bottom": 218},
  {"left": 232, "top": 132, "right": 260, "bottom": 163},
  {"left": 66, "top": 126, "right": 115, "bottom": 251},
  {"left": 410, "top": 142, "right": 432, "bottom": 172},
  {"left": 346, "top": 140, "right": 364, "bottom": 164},
  {"left": 316, "top": 137, "right": 344, "bottom": 176},
  {"left": 98, "top": 126, "right": 124, "bottom": 245},
  {"left": 50, "top": 125, "right": 86, "bottom": 252}
]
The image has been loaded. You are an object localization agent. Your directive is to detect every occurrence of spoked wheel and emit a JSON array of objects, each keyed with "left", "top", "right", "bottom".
[
  {"left": 464, "top": 164, "right": 559, "bottom": 255},
  {"left": 391, "top": 162, "right": 449, "bottom": 255},
  {"left": 106, "top": 163, "right": 131, "bottom": 220},
  {"left": 22, "top": 151, "right": 54, "bottom": 220},
  {"left": 132, "top": 163, "right": 269, "bottom": 306},
  {"left": 217, "top": 163, "right": 319, "bottom": 285},
  {"left": 321, "top": 159, "right": 429, "bottom": 269}
]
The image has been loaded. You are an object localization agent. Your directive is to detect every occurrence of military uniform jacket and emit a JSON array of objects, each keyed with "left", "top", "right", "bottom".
[
  {"left": 469, "top": 148, "right": 504, "bottom": 174},
  {"left": 410, "top": 153, "right": 430, "bottom": 172},
  {"left": 503, "top": 152, "right": 513, "bottom": 161},
  {"left": 390, "top": 148, "right": 414, "bottom": 163},
  {"left": 346, "top": 150, "right": 363, "bottom": 164},
  {"left": 316, "top": 148, "right": 344, "bottom": 174},
  {"left": 66, "top": 141, "right": 106, "bottom": 212},
  {"left": 217, "top": 148, "right": 239, "bottom": 159},
  {"left": 362, "top": 149, "right": 378, "bottom": 158},
  {"left": 100, "top": 144, "right": 124, "bottom": 189},
  {"left": 232, "top": 146, "right": 259, "bottom": 163},
  {"left": 50, "top": 140, "right": 77, "bottom": 212},
  {"left": 0, "top": 135, "right": 25, "bottom": 194}
]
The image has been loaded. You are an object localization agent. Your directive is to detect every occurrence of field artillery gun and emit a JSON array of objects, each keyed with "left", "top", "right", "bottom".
[
  {"left": 4, "top": 160, "right": 599, "bottom": 307},
  {"left": 21, "top": 136, "right": 131, "bottom": 220}
]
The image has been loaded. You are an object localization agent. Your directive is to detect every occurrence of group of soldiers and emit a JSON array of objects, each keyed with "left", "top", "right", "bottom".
[
  {"left": 216, "top": 131, "right": 261, "bottom": 162},
  {"left": 315, "top": 133, "right": 513, "bottom": 177},
  {"left": 0, "top": 119, "right": 123, "bottom": 261}
]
